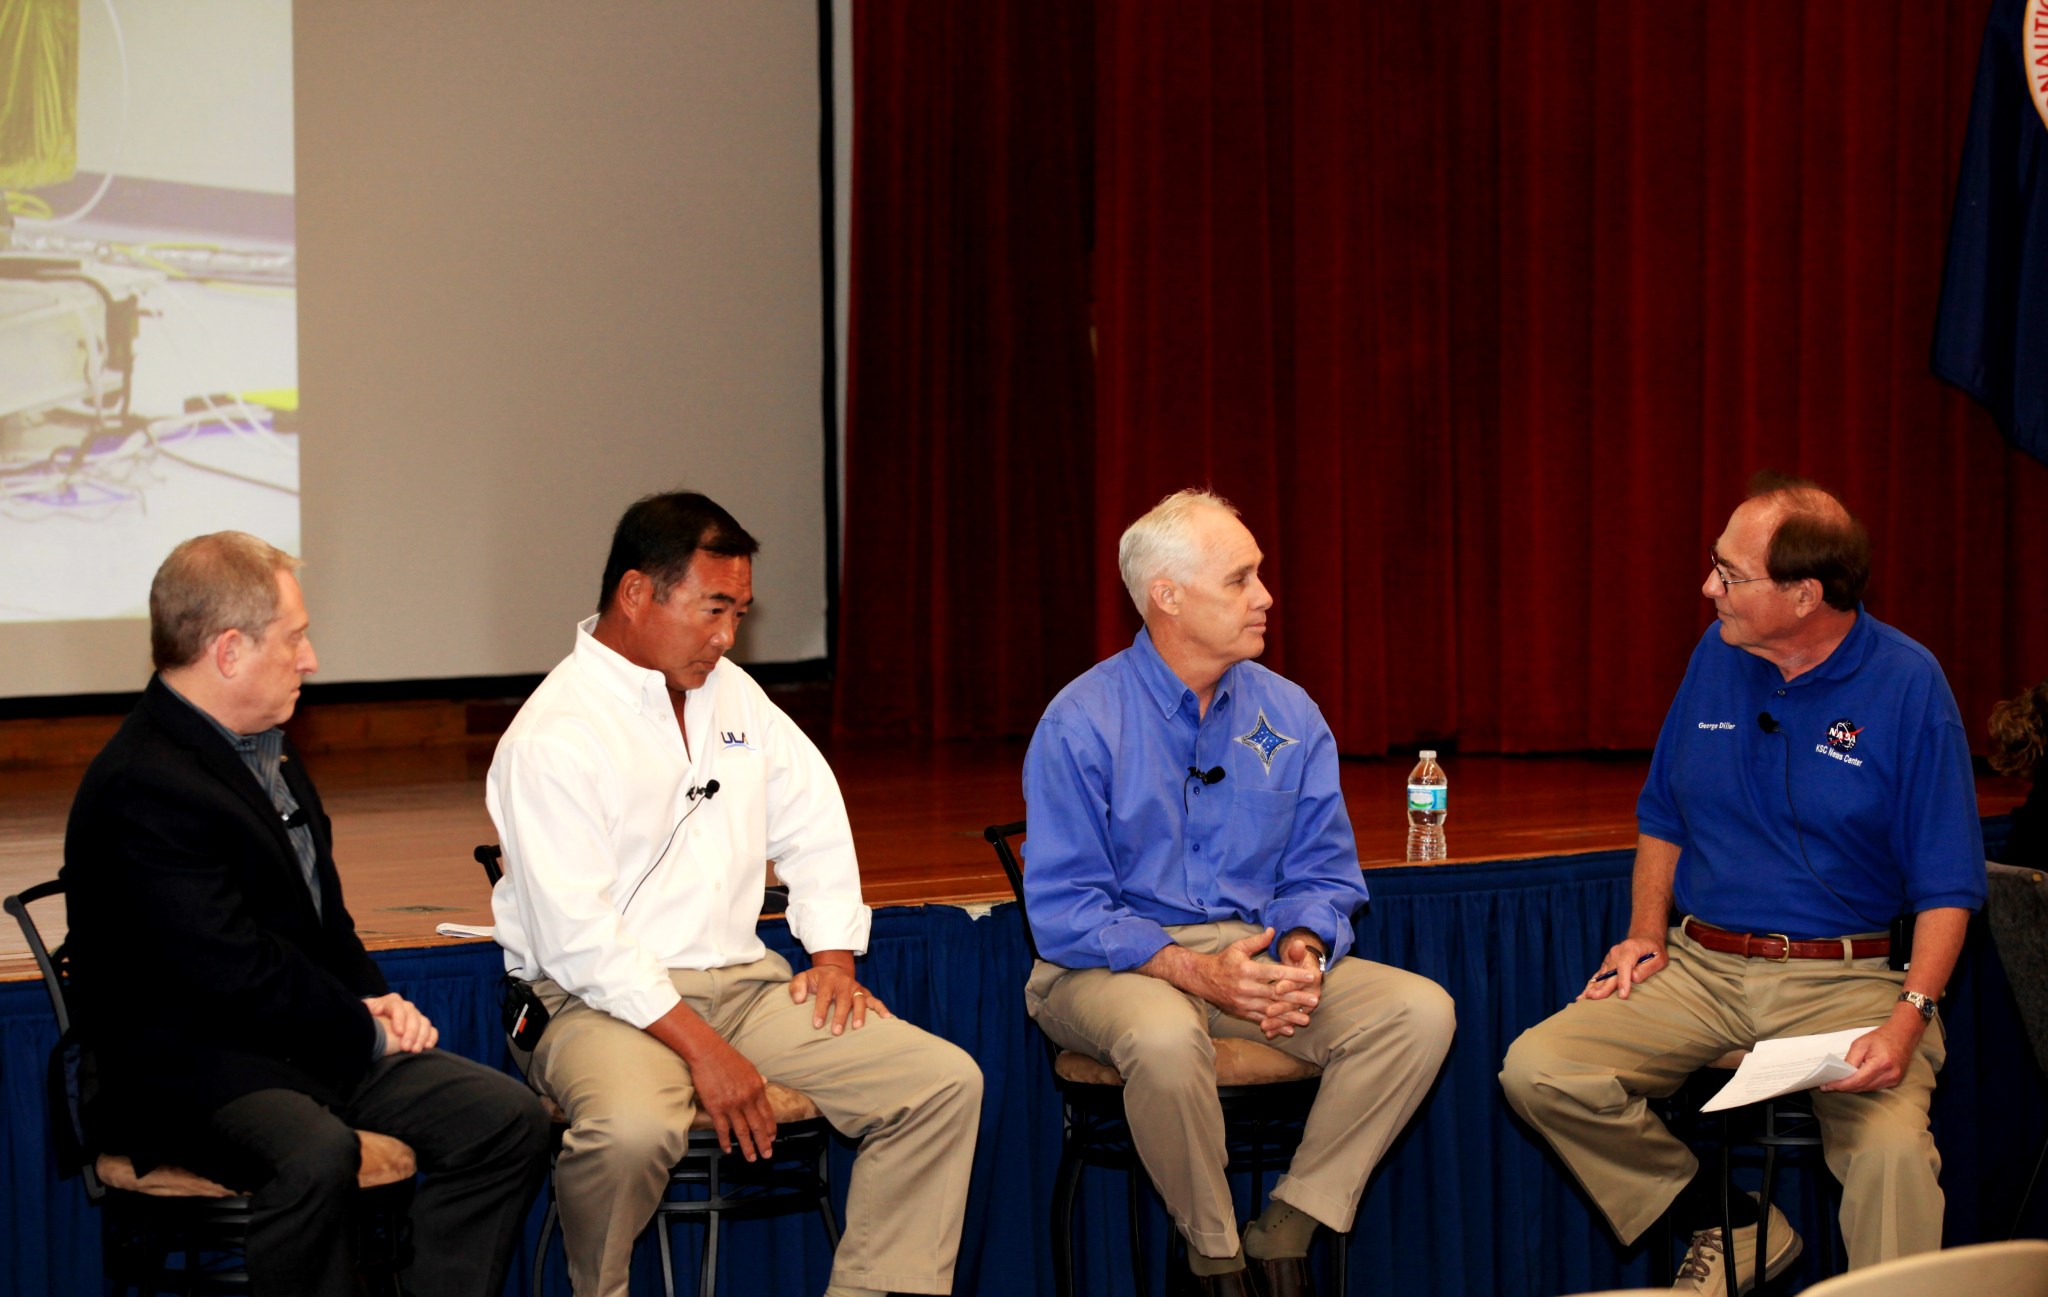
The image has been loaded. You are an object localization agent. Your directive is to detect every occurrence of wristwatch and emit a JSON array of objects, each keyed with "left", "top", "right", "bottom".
[
  {"left": 1898, "top": 990, "right": 1938, "bottom": 1022},
  {"left": 1301, "top": 944, "right": 1329, "bottom": 974}
]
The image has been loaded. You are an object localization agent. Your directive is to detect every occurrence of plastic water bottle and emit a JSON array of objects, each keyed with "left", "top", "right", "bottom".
[{"left": 1405, "top": 750, "right": 1448, "bottom": 861}]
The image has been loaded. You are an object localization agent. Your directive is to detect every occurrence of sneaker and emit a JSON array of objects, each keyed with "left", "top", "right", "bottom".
[{"left": 1672, "top": 1194, "right": 1802, "bottom": 1295}]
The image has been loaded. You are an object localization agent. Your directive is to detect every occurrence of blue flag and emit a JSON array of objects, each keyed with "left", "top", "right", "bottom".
[{"left": 1933, "top": 0, "right": 2048, "bottom": 465}]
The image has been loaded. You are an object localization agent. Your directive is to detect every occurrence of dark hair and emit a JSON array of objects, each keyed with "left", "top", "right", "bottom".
[
  {"left": 1989, "top": 681, "right": 2048, "bottom": 780},
  {"left": 597, "top": 492, "right": 759, "bottom": 613},
  {"left": 1746, "top": 470, "right": 1870, "bottom": 612}
]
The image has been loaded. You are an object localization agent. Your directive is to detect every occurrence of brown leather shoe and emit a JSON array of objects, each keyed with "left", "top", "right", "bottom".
[
  {"left": 1171, "top": 1256, "right": 1258, "bottom": 1297},
  {"left": 1192, "top": 1270, "right": 1258, "bottom": 1297},
  {"left": 1249, "top": 1254, "right": 1317, "bottom": 1297}
]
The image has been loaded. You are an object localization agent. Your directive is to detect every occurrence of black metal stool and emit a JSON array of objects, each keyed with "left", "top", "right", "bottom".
[
  {"left": 7, "top": 880, "right": 417, "bottom": 1296},
  {"left": 985, "top": 822, "right": 1350, "bottom": 1297},
  {"left": 474, "top": 846, "right": 840, "bottom": 1297},
  {"left": 1662, "top": 1050, "right": 1842, "bottom": 1296}
]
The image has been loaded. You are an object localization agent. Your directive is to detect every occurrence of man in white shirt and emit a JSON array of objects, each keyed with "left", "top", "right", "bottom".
[{"left": 488, "top": 492, "right": 983, "bottom": 1297}]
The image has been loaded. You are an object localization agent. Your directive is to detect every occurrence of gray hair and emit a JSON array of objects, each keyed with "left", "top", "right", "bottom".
[
  {"left": 1116, "top": 488, "right": 1239, "bottom": 616},
  {"left": 150, "top": 532, "right": 303, "bottom": 670}
]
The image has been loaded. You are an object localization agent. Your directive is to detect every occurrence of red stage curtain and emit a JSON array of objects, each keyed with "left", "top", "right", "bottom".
[
  {"left": 843, "top": 0, "right": 2048, "bottom": 753},
  {"left": 836, "top": 1, "right": 1099, "bottom": 739}
]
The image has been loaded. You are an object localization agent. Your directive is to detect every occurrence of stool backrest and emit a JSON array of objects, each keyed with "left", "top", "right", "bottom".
[
  {"left": 981, "top": 821, "right": 1038, "bottom": 961},
  {"left": 474, "top": 844, "right": 504, "bottom": 886},
  {"left": 5, "top": 879, "right": 105, "bottom": 1197},
  {"left": 4, "top": 880, "right": 71, "bottom": 1034}
]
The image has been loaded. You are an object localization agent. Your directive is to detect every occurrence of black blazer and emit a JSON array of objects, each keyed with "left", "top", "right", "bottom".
[{"left": 62, "top": 677, "right": 385, "bottom": 1154}]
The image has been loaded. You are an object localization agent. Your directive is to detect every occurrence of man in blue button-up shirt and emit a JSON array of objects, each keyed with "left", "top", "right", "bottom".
[{"left": 1022, "top": 489, "right": 1456, "bottom": 1297}]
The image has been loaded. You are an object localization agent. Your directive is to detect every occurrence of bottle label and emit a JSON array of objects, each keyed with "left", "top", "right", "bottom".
[{"left": 1407, "top": 785, "right": 1447, "bottom": 812}]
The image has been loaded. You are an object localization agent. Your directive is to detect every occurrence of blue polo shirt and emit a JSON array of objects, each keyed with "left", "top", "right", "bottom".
[
  {"left": 1021, "top": 628, "right": 1369, "bottom": 971},
  {"left": 1637, "top": 609, "right": 1986, "bottom": 940}
]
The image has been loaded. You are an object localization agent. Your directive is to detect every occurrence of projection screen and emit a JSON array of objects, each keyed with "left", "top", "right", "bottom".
[{"left": 1, "top": 0, "right": 830, "bottom": 700}]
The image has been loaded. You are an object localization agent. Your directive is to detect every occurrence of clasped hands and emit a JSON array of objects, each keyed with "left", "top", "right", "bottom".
[
  {"left": 1185, "top": 926, "right": 1324, "bottom": 1039},
  {"left": 363, "top": 992, "right": 438, "bottom": 1054}
]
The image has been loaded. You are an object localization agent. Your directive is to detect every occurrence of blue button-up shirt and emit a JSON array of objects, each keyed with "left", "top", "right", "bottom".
[{"left": 1022, "top": 628, "right": 1369, "bottom": 971}]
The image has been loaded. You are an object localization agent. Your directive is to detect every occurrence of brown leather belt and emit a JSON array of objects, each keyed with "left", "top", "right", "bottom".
[{"left": 1682, "top": 917, "right": 1889, "bottom": 962}]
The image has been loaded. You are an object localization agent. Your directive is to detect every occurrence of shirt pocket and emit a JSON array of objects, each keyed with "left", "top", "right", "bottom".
[{"left": 1231, "top": 786, "right": 1299, "bottom": 878}]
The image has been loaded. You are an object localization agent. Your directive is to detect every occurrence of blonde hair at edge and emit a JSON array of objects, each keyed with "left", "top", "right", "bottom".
[
  {"left": 1117, "top": 488, "right": 1241, "bottom": 617},
  {"left": 149, "top": 532, "right": 303, "bottom": 671}
]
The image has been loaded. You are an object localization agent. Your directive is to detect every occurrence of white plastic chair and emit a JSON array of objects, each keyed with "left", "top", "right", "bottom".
[{"left": 1799, "top": 1239, "right": 2048, "bottom": 1297}]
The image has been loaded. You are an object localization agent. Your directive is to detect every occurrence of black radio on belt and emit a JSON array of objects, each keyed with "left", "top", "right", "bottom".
[
  {"left": 500, "top": 974, "right": 550, "bottom": 1050},
  {"left": 1888, "top": 912, "right": 1915, "bottom": 973}
]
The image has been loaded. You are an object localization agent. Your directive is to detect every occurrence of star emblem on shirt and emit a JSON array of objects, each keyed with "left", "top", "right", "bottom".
[{"left": 1234, "top": 709, "right": 1298, "bottom": 773}]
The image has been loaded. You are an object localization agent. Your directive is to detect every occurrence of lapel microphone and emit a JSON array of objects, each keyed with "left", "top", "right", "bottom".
[{"left": 1181, "top": 765, "right": 1225, "bottom": 814}]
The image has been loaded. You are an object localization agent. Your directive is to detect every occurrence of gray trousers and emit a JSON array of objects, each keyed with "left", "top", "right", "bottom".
[
  {"left": 1499, "top": 923, "right": 1946, "bottom": 1268},
  {"left": 1026, "top": 921, "right": 1456, "bottom": 1258},
  {"left": 532, "top": 953, "right": 983, "bottom": 1297}
]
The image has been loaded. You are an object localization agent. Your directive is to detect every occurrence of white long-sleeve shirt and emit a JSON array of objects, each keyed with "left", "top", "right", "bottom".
[{"left": 487, "top": 617, "right": 871, "bottom": 1029}]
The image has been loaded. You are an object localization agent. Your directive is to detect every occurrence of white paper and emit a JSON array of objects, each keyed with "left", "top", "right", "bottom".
[
  {"left": 1698, "top": 1028, "right": 1869, "bottom": 1112},
  {"left": 433, "top": 923, "right": 495, "bottom": 940}
]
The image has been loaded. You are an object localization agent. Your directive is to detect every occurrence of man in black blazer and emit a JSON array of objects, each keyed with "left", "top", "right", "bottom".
[{"left": 63, "top": 532, "right": 550, "bottom": 1297}]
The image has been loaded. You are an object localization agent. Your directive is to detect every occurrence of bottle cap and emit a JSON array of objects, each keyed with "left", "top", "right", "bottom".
[{"left": 1419, "top": 749, "right": 1436, "bottom": 759}]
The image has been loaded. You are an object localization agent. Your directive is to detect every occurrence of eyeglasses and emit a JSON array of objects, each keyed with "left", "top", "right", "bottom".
[{"left": 1707, "top": 557, "right": 1773, "bottom": 590}]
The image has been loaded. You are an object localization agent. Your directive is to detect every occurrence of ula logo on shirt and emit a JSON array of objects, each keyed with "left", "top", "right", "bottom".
[{"left": 720, "top": 730, "right": 755, "bottom": 751}]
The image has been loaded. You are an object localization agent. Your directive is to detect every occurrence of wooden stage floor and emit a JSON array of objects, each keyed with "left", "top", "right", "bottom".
[{"left": 2, "top": 739, "right": 2028, "bottom": 981}]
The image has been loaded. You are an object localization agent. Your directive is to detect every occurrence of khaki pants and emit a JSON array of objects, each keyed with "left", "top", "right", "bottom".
[
  {"left": 1026, "top": 921, "right": 1456, "bottom": 1258},
  {"left": 1499, "top": 924, "right": 1945, "bottom": 1268},
  {"left": 531, "top": 954, "right": 983, "bottom": 1296}
]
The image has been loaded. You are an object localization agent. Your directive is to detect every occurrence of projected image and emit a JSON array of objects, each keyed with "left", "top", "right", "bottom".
[{"left": 0, "top": 0, "right": 296, "bottom": 622}]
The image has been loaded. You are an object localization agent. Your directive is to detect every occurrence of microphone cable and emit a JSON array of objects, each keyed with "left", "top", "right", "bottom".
[
  {"left": 621, "top": 779, "right": 722, "bottom": 914},
  {"left": 1755, "top": 712, "right": 1860, "bottom": 920}
]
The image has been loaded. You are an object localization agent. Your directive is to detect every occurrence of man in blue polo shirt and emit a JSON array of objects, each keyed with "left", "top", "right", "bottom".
[
  {"left": 1023, "top": 489, "right": 1456, "bottom": 1297},
  {"left": 1501, "top": 474, "right": 1984, "bottom": 1293}
]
